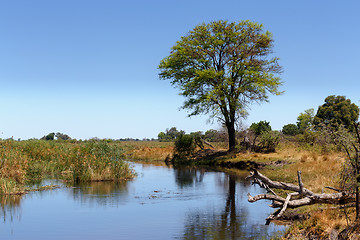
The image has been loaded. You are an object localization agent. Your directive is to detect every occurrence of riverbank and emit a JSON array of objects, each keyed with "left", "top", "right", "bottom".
[
  {"left": 1, "top": 139, "right": 357, "bottom": 238},
  {"left": 126, "top": 140, "right": 360, "bottom": 239}
]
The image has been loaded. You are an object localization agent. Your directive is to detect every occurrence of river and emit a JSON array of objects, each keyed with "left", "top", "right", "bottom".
[{"left": 0, "top": 162, "right": 286, "bottom": 239}]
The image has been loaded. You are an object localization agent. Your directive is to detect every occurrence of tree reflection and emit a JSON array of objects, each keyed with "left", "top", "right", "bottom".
[
  {"left": 68, "top": 181, "right": 130, "bottom": 206},
  {"left": 181, "top": 174, "right": 284, "bottom": 239},
  {"left": 0, "top": 195, "right": 22, "bottom": 222},
  {"left": 174, "top": 167, "right": 205, "bottom": 188}
]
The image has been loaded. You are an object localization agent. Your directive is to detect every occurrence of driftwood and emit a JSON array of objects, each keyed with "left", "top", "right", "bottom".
[{"left": 247, "top": 170, "right": 356, "bottom": 222}]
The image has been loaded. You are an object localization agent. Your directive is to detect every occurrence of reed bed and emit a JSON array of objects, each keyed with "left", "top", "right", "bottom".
[{"left": 0, "top": 140, "right": 135, "bottom": 194}]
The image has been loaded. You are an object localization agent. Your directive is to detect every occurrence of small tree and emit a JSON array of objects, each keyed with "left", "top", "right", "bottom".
[
  {"left": 282, "top": 123, "right": 299, "bottom": 136},
  {"left": 297, "top": 108, "right": 314, "bottom": 133},
  {"left": 174, "top": 134, "right": 196, "bottom": 157},
  {"left": 323, "top": 122, "right": 360, "bottom": 219},
  {"left": 249, "top": 121, "right": 272, "bottom": 151},
  {"left": 258, "top": 131, "right": 280, "bottom": 153},
  {"left": 41, "top": 132, "right": 55, "bottom": 140},
  {"left": 249, "top": 120, "right": 272, "bottom": 136},
  {"left": 55, "top": 132, "right": 71, "bottom": 140},
  {"left": 158, "top": 127, "right": 184, "bottom": 142}
]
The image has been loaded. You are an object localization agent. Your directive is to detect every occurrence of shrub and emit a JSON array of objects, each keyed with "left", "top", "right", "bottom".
[
  {"left": 174, "top": 134, "right": 196, "bottom": 157},
  {"left": 258, "top": 131, "right": 281, "bottom": 153},
  {"left": 282, "top": 124, "right": 299, "bottom": 135}
]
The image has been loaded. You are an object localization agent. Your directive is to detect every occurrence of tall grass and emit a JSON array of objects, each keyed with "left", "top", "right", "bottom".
[{"left": 0, "top": 140, "right": 135, "bottom": 194}]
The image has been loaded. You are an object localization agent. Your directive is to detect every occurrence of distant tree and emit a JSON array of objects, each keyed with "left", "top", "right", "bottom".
[
  {"left": 41, "top": 132, "right": 55, "bottom": 140},
  {"left": 157, "top": 132, "right": 167, "bottom": 141},
  {"left": 249, "top": 121, "right": 272, "bottom": 136},
  {"left": 282, "top": 123, "right": 299, "bottom": 135},
  {"left": 158, "top": 127, "right": 184, "bottom": 142},
  {"left": 297, "top": 108, "right": 315, "bottom": 133},
  {"left": 55, "top": 132, "right": 71, "bottom": 140},
  {"left": 159, "top": 20, "right": 282, "bottom": 151},
  {"left": 314, "top": 95, "right": 359, "bottom": 131},
  {"left": 204, "top": 129, "right": 218, "bottom": 142},
  {"left": 166, "top": 127, "right": 182, "bottom": 139}
]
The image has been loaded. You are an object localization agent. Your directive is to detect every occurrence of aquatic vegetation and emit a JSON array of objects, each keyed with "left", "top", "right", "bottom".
[{"left": 0, "top": 140, "right": 135, "bottom": 194}]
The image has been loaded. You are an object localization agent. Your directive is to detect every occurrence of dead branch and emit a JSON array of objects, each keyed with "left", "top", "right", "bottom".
[{"left": 247, "top": 170, "right": 356, "bottom": 221}]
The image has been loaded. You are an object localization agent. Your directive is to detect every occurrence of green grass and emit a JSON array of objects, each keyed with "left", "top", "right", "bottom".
[{"left": 0, "top": 140, "right": 135, "bottom": 194}]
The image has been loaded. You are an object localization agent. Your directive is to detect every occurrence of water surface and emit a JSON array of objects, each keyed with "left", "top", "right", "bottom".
[{"left": 0, "top": 162, "right": 286, "bottom": 239}]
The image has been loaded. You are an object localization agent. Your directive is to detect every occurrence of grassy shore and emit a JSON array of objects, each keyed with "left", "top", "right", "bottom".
[
  {"left": 0, "top": 140, "right": 135, "bottom": 194},
  {"left": 124, "top": 139, "right": 359, "bottom": 239},
  {"left": 0, "top": 138, "right": 356, "bottom": 238}
]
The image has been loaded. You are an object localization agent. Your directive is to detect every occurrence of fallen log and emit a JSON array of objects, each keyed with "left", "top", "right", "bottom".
[{"left": 247, "top": 170, "right": 356, "bottom": 221}]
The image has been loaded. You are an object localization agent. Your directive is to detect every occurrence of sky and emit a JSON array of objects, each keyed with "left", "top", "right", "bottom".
[{"left": 1, "top": 0, "right": 360, "bottom": 140}]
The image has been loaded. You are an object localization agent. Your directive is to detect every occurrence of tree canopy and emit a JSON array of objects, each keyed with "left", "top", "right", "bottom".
[
  {"left": 282, "top": 123, "right": 299, "bottom": 136},
  {"left": 249, "top": 120, "right": 272, "bottom": 136},
  {"left": 297, "top": 108, "right": 314, "bottom": 133},
  {"left": 158, "top": 127, "right": 184, "bottom": 142},
  {"left": 314, "top": 95, "right": 359, "bottom": 130},
  {"left": 159, "top": 20, "right": 282, "bottom": 150}
]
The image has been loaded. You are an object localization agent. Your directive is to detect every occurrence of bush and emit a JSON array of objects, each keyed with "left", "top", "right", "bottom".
[
  {"left": 282, "top": 124, "right": 299, "bottom": 135},
  {"left": 174, "top": 134, "right": 196, "bottom": 157},
  {"left": 258, "top": 131, "right": 281, "bottom": 153},
  {"left": 249, "top": 121, "right": 272, "bottom": 136}
]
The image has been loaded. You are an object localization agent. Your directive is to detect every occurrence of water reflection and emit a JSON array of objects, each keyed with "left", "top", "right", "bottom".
[
  {"left": 0, "top": 195, "right": 22, "bottom": 223},
  {"left": 67, "top": 181, "right": 130, "bottom": 207},
  {"left": 181, "top": 174, "right": 283, "bottom": 239},
  {"left": 173, "top": 167, "right": 285, "bottom": 239},
  {"left": 0, "top": 163, "right": 286, "bottom": 239},
  {"left": 174, "top": 167, "right": 205, "bottom": 188}
]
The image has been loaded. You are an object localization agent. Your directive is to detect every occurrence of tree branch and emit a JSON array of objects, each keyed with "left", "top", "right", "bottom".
[{"left": 247, "top": 171, "right": 356, "bottom": 222}]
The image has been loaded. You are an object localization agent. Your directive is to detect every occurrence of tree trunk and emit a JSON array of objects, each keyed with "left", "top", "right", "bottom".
[
  {"left": 356, "top": 185, "right": 359, "bottom": 220},
  {"left": 227, "top": 122, "right": 236, "bottom": 151},
  {"left": 247, "top": 170, "right": 357, "bottom": 221}
]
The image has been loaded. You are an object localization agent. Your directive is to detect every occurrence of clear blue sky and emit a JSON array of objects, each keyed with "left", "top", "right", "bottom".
[{"left": 1, "top": 0, "right": 359, "bottom": 140}]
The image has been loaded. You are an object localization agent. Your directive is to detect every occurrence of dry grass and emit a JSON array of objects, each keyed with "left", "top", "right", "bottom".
[
  {"left": 115, "top": 141, "right": 174, "bottom": 161},
  {"left": 127, "top": 146, "right": 174, "bottom": 161},
  {"left": 283, "top": 207, "right": 352, "bottom": 239},
  {"left": 113, "top": 140, "right": 355, "bottom": 238}
]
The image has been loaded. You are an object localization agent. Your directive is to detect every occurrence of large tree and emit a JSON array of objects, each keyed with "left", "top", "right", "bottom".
[
  {"left": 314, "top": 95, "right": 359, "bottom": 131},
  {"left": 158, "top": 20, "right": 282, "bottom": 150}
]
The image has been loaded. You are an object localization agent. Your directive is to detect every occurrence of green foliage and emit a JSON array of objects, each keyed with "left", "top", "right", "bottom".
[
  {"left": 174, "top": 134, "right": 196, "bottom": 157},
  {"left": 204, "top": 129, "right": 218, "bottom": 142},
  {"left": 158, "top": 127, "right": 184, "bottom": 142},
  {"left": 0, "top": 140, "right": 135, "bottom": 194},
  {"left": 41, "top": 132, "right": 55, "bottom": 140},
  {"left": 159, "top": 20, "right": 282, "bottom": 150},
  {"left": 297, "top": 130, "right": 320, "bottom": 146},
  {"left": 258, "top": 131, "right": 281, "bottom": 153},
  {"left": 314, "top": 95, "right": 359, "bottom": 131},
  {"left": 297, "top": 108, "right": 315, "bottom": 133},
  {"left": 249, "top": 120, "right": 272, "bottom": 136},
  {"left": 55, "top": 132, "right": 71, "bottom": 140},
  {"left": 320, "top": 122, "right": 360, "bottom": 218},
  {"left": 282, "top": 123, "right": 299, "bottom": 135}
]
